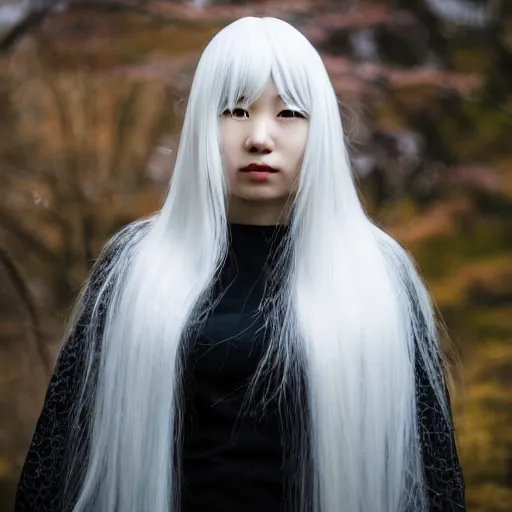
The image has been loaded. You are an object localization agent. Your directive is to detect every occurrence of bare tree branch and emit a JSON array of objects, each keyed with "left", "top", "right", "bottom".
[
  {"left": 0, "top": 244, "right": 51, "bottom": 376},
  {"left": 0, "top": 206, "right": 58, "bottom": 264}
]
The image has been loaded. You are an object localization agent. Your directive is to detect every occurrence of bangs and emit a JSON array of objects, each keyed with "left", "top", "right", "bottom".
[
  {"left": 218, "top": 54, "right": 272, "bottom": 113},
  {"left": 215, "top": 18, "right": 312, "bottom": 116}
]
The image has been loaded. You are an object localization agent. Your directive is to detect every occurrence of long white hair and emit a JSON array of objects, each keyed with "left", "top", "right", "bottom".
[{"left": 63, "top": 17, "right": 452, "bottom": 512}]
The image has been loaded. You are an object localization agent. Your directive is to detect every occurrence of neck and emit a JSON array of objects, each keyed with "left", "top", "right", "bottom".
[{"left": 227, "top": 196, "right": 292, "bottom": 226}]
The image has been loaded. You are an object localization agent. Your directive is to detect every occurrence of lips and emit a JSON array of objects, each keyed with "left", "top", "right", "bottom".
[{"left": 239, "top": 163, "right": 278, "bottom": 173}]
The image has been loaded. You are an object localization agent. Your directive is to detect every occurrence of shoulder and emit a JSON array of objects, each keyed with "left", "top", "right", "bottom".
[
  {"left": 64, "top": 217, "right": 155, "bottom": 344},
  {"left": 83, "top": 217, "right": 155, "bottom": 298},
  {"left": 369, "top": 223, "right": 423, "bottom": 297},
  {"left": 91, "top": 217, "right": 154, "bottom": 278},
  {"left": 369, "top": 223, "right": 414, "bottom": 269}
]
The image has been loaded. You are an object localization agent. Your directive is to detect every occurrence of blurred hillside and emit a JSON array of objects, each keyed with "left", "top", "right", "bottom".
[{"left": 0, "top": 1, "right": 511, "bottom": 510}]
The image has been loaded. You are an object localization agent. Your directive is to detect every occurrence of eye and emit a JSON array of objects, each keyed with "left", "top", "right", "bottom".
[
  {"left": 223, "top": 108, "right": 249, "bottom": 118},
  {"left": 278, "top": 109, "right": 306, "bottom": 119}
]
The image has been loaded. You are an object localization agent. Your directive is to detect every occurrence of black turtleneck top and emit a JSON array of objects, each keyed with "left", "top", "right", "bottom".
[
  {"left": 14, "top": 221, "right": 465, "bottom": 511},
  {"left": 181, "top": 223, "right": 288, "bottom": 512}
]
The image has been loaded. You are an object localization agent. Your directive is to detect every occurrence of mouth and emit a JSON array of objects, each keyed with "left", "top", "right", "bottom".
[{"left": 239, "top": 163, "right": 279, "bottom": 173}]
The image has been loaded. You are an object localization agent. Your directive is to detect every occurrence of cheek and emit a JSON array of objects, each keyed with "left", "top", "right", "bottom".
[
  {"left": 220, "top": 140, "right": 239, "bottom": 184},
  {"left": 222, "top": 145, "right": 239, "bottom": 179},
  {"left": 220, "top": 125, "right": 240, "bottom": 166},
  {"left": 290, "top": 141, "right": 307, "bottom": 167},
  {"left": 289, "top": 126, "right": 308, "bottom": 161}
]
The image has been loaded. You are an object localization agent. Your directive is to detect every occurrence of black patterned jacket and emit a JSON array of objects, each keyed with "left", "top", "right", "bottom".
[{"left": 14, "top": 233, "right": 466, "bottom": 512}]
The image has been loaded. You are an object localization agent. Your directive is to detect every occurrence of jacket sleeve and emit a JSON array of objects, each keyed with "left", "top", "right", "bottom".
[
  {"left": 415, "top": 341, "right": 466, "bottom": 511},
  {"left": 14, "top": 250, "right": 114, "bottom": 512}
]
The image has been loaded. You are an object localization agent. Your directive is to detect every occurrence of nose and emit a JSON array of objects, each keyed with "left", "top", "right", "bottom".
[{"left": 244, "top": 119, "right": 275, "bottom": 154}]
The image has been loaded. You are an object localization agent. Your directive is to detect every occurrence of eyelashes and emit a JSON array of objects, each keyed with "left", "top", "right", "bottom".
[
  {"left": 222, "top": 107, "right": 307, "bottom": 119},
  {"left": 279, "top": 109, "right": 307, "bottom": 119},
  {"left": 221, "top": 108, "right": 248, "bottom": 118}
]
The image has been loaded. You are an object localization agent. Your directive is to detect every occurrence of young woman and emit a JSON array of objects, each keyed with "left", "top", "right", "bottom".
[{"left": 15, "top": 16, "right": 465, "bottom": 512}]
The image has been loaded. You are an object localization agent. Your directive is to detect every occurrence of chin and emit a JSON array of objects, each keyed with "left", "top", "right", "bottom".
[{"left": 235, "top": 189, "right": 287, "bottom": 202}]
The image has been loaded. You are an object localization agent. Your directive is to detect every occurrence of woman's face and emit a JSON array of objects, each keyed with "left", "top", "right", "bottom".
[{"left": 220, "top": 79, "right": 309, "bottom": 224}]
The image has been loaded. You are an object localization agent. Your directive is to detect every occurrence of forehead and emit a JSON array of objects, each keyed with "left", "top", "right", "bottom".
[{"left": 240, "top": 80, "right": 288, "bottom": 104}]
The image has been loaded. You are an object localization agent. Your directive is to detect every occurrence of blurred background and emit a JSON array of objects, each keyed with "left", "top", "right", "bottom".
[{"left": 0, "top": 0, "right": 511, "bottom": 510}]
